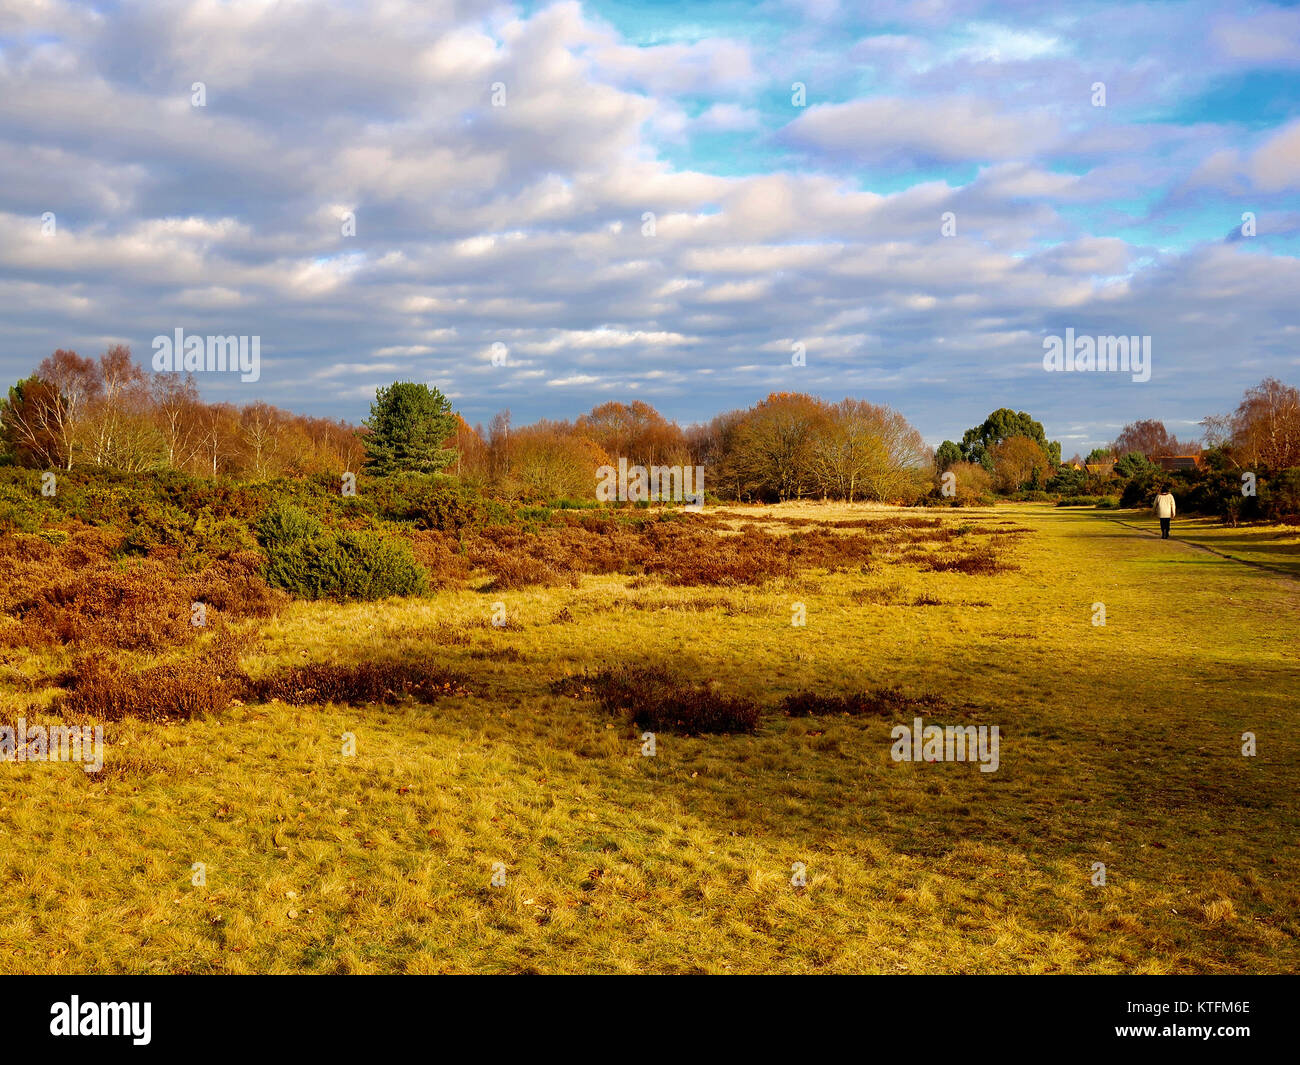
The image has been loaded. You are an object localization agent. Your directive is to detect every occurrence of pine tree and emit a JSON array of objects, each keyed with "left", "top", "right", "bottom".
[{"left": 363, "top": 382, "right": 459, "bottom": 475}]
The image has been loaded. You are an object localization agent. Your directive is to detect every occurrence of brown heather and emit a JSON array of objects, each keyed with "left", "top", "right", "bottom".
[
  {"left": 54, "top": 652, "right": 236, "bottom": 721},
  {"left": 242, "top": 661, "right": 471, "bottom": 706}
]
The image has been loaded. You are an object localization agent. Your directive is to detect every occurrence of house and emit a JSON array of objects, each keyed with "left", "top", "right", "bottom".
[
  {"left": 1156, "top": 454, "right": 1202, "bottom": 472},
  {"left": 1085, "top": 462, "right": 1115, "bottom": 476}
]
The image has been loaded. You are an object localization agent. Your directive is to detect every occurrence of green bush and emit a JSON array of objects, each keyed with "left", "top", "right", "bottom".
[
  {"left": 1262, "top": 468, "right": 1300, "bottom": 523},
  {"left": 256, "top": 503, "right": 426, "bottom": 600},
  {"left": 255, "top": 502, "right": 325, "bottom": 549},
  {"left": 314, "top": 530, "right": 427, "bottom": 599},
  {"left": 1119, "top": 470, "right": 1161, "bottom": 508},
  {"left": 0, "top": 476, "right": 45, "bottom": 533},
  {"left": 367, "top": 475, "right": 503, "bottom": 533},
  {"left": 1114, "top": 451, "right": 1157, "bottom": 479},
  {"left": 1047, "top": 466, "right": 1087, "bottom": 494}
]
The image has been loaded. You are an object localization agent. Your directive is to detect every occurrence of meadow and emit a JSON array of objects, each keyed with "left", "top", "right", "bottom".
[{"left": 0, "top": 497, "right": 1297, "bottom": 974}]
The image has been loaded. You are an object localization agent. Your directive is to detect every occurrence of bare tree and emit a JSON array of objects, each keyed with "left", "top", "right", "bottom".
[
  {"left": 1, "top": 376, "right": 64, "bottom": 468},
  {"left": 151, "top": 374, "right": 206, "bottom": 470},
  {"left": 1231, "top": 377, "right": 1300, "bottom": 469},
  {"left": 36, "top": 349, "right": 101, "bottom": 469},
  {"left": 1111, "top": 419, "right": 1185, "bottom": 460},
  {"left": 239, "top": 402, "right": 285, "bottom": 481}
]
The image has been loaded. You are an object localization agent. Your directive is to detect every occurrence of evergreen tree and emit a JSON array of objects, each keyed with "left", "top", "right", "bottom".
[
  {"left": 1113, "top": 450, "right": 1156, "bottom": 478},
  {"left": 960, "top": 408, "right": 1061, "bottom": 470},
  {"left": 363, "top": 382, "right": 459, "bottom": 475},
  {"left": 935, "top": 440, "right": 963, "bottom": 470}
]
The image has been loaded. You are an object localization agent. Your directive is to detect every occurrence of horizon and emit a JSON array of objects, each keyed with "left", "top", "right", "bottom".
[{"left": 3, "top": 0, "right": 1299, "bottom": 451}]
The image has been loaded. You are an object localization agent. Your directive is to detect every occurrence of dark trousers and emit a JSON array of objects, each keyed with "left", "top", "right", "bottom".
[{"left": 1160, "top": 518, "right": 1171, "bottom": 539}]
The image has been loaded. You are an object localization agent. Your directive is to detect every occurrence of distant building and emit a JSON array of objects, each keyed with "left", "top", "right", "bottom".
[
  {"left": 1156, "top": 454, "right": 1202, "bottom": 472},
  {"left": 1085, "top": 462, "right": 1115, "bottom": 476}
]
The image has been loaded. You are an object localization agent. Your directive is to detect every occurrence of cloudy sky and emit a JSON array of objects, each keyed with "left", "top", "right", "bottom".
[{"left": 3, "top": 0, "right": 1298, "bottom": 453}]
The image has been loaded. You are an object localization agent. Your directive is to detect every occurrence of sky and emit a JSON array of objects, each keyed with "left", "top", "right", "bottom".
[{"left": 2, "top": 0, "right": 1298, "bottom": 455}]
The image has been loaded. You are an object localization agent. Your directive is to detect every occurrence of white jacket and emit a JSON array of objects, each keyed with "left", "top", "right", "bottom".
[{"left": 1153, "top": 493, "right": 1176, "bottom": 518}]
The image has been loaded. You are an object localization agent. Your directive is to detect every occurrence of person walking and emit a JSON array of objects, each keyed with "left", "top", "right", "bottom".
[{"left": 1154, "top": 484, "right": 1176, "bottom": 539}]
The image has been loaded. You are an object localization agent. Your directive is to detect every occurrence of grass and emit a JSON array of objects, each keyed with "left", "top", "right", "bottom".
[
  {"left": 1106, "top": 510, "right": 1300, "bottom": 576},
  {"left": 1, "top": 503, "right": 1297, "bottom": 973}
]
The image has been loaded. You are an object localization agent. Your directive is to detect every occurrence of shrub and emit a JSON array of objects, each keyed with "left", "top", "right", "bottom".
[
  {"left": 917, "top": 545, "right": 1009, "bottom": 575},
  {"left": 482, "top": 551, "right": 570, "bottom": 591},
  {"left": 1047, "top": 466, "right": 1088, "bottom": 495},
  {"left": 190, "top": 551, "right": 285, "bottom": 617},
  {"left": 243, "top": 661, "right": 470, "bottom": 705},
  {"left": 368, "top": 476, "right": 503, "bottom": 533},
  {"left": 781, "top": 688, "right": 953, "bottom": 717},
  {"left": 256, "top": 503, "right": 427, "bottom": 600},
  {"left": 255, "top": 503, "right": 324, "bottom": 550},
  {"left": 8, "top": 562, "right": 199, "bottom": 651},
  {"left": 552, "top": 666, "right": 760, "bottom": 735},
  {"left": 1118, "top": 470, "right": 1154, "bottom": 508},
  {"left": 932, "top": 461, "right": 993, "bottom": 506},
  {"left": 781, "top": 692, "right": 884, "bottom": 716},
  {"left": 408, "top": 530, "right": 473, "bottom": 589},
  {"left": 0, "top": 483, "right": 44, "bottom": 534},
  {"left": 55, "top": 654, "right": 234, "bottom": 720},
  {"left": 312, "top": 530, "right": 428, "bottom": 599},
  {"left": 1114, "top": 451, "right": 1156, "bottom": 478},
  {"left": 0, "top": 518, "right": 281, "bottom": 651},
  {"left": 1262, "top": 467, "right": 1300, "bottom": 524}
]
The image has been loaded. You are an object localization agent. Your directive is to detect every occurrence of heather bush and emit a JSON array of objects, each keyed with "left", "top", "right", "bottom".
[
  {"left": 918, "top": 546, "right": 1009, "bottom": 575},
  {"left": 780, "top": 688, "right": 953, "bottom": 717},
  {"left": 481, "top": 551, "right": 571, "bottom": 591},
  {"left": 367, "top": 475, "right": 505, "bottom": 533},
  {"left": 408, "top": 530, "right": 473, "bottom": 589},
  {"left": 553, "top": 666, "right": 761, "bottom": 735},
  {"left": 54, "top": 654, "right": 234, "bottom": 720},
  {"left": 243, "top": 661, "right": 469, "bottom": 706},
  {"left": 2, "top": 547, "right": 281, "bottom": 651}
]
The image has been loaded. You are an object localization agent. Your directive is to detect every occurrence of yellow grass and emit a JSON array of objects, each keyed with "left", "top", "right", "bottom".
[{"left": 1, "top": 503, "right": 1297, "bottom": 973}]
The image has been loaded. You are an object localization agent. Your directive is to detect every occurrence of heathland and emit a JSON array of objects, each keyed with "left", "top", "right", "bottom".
[{"left": 1, "top": 476, "right": 1296, "bottom": 973}]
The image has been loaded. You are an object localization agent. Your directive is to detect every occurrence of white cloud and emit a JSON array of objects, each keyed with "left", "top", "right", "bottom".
[{"left": 784, "top": 96, "right": 1060, "bottom": 164}]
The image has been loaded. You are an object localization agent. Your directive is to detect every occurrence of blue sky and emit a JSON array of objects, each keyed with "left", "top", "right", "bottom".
[{"left": 1, "top": 0, "right": 1298, "bottom": 454}]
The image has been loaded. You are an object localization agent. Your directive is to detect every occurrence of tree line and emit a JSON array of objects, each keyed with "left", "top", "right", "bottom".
[
  {"left": 931, "top": 378, "right": 1300, "bottom": 497},
  {"left": 4, "top": 345, "right": 1297, "bottom": 504},
  {"left": 2, "top": 347, "right": 935, "bottom": 503},
  {"left": 360, "top": 388, "right": 934, "bottom": 502},
  {"left": 2, "top": 348, "right": 363, "bottom": 477}
]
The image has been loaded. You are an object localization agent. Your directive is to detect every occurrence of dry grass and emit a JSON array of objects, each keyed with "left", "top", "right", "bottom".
[{"left": 0, "top": 502, "right": 1296, "bottom": 973}]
